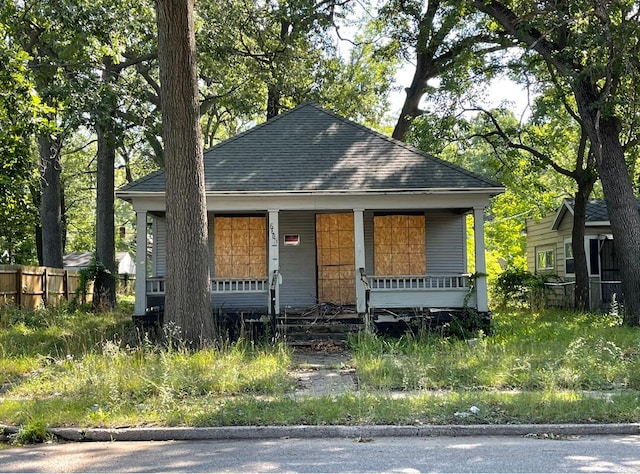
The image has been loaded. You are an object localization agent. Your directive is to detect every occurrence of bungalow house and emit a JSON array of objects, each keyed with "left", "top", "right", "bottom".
[
  {"left": 525, "top": 198, "right": 638, "bottom": 310},
  {"left": 116, "top": 103, "right": 504, "bottom": 332}
]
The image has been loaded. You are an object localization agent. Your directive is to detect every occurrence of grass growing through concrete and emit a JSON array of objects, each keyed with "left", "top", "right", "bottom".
[{"left": 1, "top": 305, "right": 639, "bottom": 439}]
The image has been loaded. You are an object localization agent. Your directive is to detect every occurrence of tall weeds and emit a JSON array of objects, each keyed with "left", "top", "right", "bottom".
[{"left": 351, "top": 310, "right": 640, "bottom": 391}]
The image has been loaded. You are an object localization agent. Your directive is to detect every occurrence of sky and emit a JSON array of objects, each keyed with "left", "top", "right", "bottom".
[{"left": 389, "top": 64, "right": 532, "bottom": 123}]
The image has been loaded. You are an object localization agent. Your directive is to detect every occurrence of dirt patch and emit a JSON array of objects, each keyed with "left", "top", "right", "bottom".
[{"left": 289, "top": 346, "right": 357, "bottom": 397}]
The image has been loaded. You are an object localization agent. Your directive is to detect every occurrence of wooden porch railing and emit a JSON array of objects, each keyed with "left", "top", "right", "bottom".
[
  {"left": 146, "top": 277, "right": 269, "bottom": 295},
  {"left": 368, "top": 274, "right": 470, "bottom": 290},
  {"left": 364, "top": 273, "right": 474, "bottom": 310}
]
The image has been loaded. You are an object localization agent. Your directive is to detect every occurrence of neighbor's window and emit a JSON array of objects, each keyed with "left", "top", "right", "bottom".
[
  {"left": 564, "top": 241, "right": 574, "bottom": 275},
  {"left": 536, "top": 249, "right": 555, "bottom": 271}
]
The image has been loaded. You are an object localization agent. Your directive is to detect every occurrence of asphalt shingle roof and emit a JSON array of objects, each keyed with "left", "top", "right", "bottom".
[
  {"left": 119, "top": 103, "right": 502, "bottom": 194},
  {"left": 563, "top": 199, "right": 640, "bottom": 223}
]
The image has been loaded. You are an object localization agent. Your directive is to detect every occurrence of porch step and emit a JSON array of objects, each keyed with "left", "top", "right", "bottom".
[{"left": 276, "top": 312, "right": 365, "bottom": 346}]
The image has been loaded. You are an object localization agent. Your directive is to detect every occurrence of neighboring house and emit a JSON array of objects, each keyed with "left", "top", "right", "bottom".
[
  {"left": 525, "top": 198, "right": 637, "bottom": 310},
  {"left": 116, "top": 103, "right": 503, "bottom": 328},
  {"left": 63, "top": 252, "right": 136, "bottom": 276}
]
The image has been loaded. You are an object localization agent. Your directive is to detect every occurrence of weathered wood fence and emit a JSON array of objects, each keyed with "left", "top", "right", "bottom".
[{"left": 0, "top": 265, "right": 90, "bottom": 310}]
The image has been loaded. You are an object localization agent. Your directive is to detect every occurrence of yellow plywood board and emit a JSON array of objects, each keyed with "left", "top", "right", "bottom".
[
  {"left": 316, "top": 213, "right": 355, "bottom": 304},
  {"left": 214, "top": 216, "right": 266, "bottom": 278},
  {"left": 374, "top": 214, "right": 426, "bottom": 275}
]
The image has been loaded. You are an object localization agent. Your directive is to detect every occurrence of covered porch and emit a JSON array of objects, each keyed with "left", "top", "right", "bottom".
[{"left": 132, "top": 204, "right": 489, "bottom": 321}]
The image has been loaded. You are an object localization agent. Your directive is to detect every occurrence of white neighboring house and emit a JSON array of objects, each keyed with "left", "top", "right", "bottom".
[{"left": 63, "top": 252, "right": 136, "bottom": 276}]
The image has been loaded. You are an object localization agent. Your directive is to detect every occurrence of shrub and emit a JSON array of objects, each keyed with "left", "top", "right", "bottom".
[{"left": 493, "top": 268, "right": 551, "bottom": 309}]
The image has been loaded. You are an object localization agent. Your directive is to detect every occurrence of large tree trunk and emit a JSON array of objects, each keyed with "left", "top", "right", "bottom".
[
  {"left": 574, "top": 82, "right": 640, "bottom": 325},
  {"left": 595, "top": 119, "right": 640, "bottom": 326},
  {"left": 94, "top": 120, "right": 117, "bottom": 309},
  {"left": 39, "top": 135, "right": 64, "bottom": 269},
  {"left": 156, "top": 0, "right": 214, "bottom": 345},
  {"left": 571, "top": 179, "right": 595, "bottom": 311},
  {"left": 392, "top": 55, "right": 430, "bottom": 141}
]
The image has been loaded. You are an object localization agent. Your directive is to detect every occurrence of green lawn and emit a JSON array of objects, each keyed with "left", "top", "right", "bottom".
[{"left": 1, "top": 304, "right": 639, "bottom": 441}]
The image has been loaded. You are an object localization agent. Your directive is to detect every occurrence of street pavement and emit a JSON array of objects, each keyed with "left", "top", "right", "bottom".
[{"left": 1, "top": 434, "right": 639, "bottom": 472}]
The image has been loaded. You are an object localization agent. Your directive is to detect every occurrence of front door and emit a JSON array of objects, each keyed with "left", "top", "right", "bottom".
[
  {"left": 600, "top": 239, "right": 621, "bottom": 304},
  {"left": 316, "top": 213, "right": 355, "bottom": 305}
]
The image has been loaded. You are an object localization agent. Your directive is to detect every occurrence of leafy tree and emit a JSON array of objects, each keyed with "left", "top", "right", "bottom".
[
  {"left": 156, "top": 0, "right": 215, "bottom": 345},
  {"left": 3, "top": 0, "right": 94, "bottom": 268},
  {"left": 85, "top": 0, "right": 157, "bottom": 309},
  {"left": 469, "top": 0, "right": 640, "bottom": 325},
  {"left": 196, "top": 0, "right": 396, "bottom": 133},
  {"left": 377, "top": 0, "right": 510, "bottom": 140},
  {"left": 409, "top": 109, "right": 563, "bottom": 280},
  {"left": 0, "top": 27, "right": 43, "bottom": 264}
]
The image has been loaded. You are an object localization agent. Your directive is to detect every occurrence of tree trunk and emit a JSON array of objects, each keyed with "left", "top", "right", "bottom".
[
  {"left": 392, "top": 55, "right": 430, "bottom": 141},
  {"left": 39, "top": 135, "right": 64, "bottom": 269},
  {"left": 574, "top": 82, "right": 640, "bottom": 325},
  {"left": 266, "top": 83, "right": 281, "bottom": 120},
  {"left": 94, "top": 120, "right": 117, "bottom": 309},
  {"left": 596, "top": 119, "right": 640, "bottom": 326},
  {"left": 571, "top": 179, "right": 594, "bottom": 311},
  {"left": 156, "top": 0, "right": 214, "bottom": 345}
]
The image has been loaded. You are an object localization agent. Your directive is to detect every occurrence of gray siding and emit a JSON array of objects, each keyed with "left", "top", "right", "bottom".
[
  {"left": 425, "top": 211, "right": 465, "bottom": 273},
  {"left": 362, "top": 210, "right": 464, "bottom": 275},
  {"left": 279, "top": 211, "right": 318, "bottom": 309},
  {"left": 153, "top": 209, "right": 470, "bottom": 312},
  {"left": 364, "top": 211, "right": 374, "bottom": 274},
  {"left": 152, "top": 216, "right": 167, "bottom": 277}
]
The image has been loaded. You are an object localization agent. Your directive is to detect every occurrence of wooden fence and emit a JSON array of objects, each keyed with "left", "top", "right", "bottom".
[{"left": 0, "top": 265, "right": 90, "bottom": 310}]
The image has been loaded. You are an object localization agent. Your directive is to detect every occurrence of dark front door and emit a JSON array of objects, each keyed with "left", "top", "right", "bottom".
[{"left": 600, "top": 239, "right": 621, "bottom": 304}]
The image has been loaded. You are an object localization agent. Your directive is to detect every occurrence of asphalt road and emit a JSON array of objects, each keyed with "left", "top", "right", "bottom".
[{"left": 1, "top": 434, "right": 639, "bottom": 473}]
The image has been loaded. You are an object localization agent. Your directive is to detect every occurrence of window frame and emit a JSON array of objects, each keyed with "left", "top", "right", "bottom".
[{"left": 536, "top": 248, "right": 555, "bottom": 271}]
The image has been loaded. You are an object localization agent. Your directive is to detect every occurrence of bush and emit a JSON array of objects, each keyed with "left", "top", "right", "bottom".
[{"left": 493, "top": 268, "right": 552, "bottom": 309}]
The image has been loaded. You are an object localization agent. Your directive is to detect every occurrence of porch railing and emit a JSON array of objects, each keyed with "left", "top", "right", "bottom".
[
  {"left": 369, "top": 274, "right": 470, "bottom": 290},
  {"left": 146, "top": 277, "right": 269, "bottom": 295},
  {"left": 365, "top": 274, "right": 474, "bottom": 310}
]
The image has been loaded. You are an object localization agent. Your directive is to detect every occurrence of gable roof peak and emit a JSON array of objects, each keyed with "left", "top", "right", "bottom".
[{"left": 118, "top": 103, "right": 504, "bottom": 196}]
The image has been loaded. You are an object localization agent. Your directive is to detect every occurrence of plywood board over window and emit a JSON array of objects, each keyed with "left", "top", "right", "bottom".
[
  {"left": 214, "top": 216, "right": 266, "bottom": 278},
  {"left": 316, "top": 213, "right": 355, "bottom": 304},
  {"left": 374, "top": 214, "right": 426, "bottom": 275}
]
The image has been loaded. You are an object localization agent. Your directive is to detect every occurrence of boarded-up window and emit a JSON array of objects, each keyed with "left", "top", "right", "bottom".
[
  {"left": 374, "top": 214, "right": 426, "bottom": 275},
  {"left": 214, "top": 216, "right": 266, "bottom": 278},
  {"left": 316, "top": 213, "right": 355, "bottom": 304}
]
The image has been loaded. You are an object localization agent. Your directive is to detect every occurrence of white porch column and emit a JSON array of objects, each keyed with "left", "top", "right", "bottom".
[
  {"left": 473, "top": 207, "right": 489, "bottom": 313},
  {"left": 268, "top": 210, "right": 280, "bottom": 314},
  {"left": 353, "top": 209, "right": 367, "bottom": 313},
  {"left": 134, "top": 210, "right": 148, "bottom": 315}
]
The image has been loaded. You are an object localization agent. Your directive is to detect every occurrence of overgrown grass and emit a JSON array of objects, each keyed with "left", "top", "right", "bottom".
[
  {"left": 351, "top": 310, "right": 640, "bottom": 391},
  {"left": 1, "top": 306, "right": 639, "bottom": 436},
  {"left": 0, "top": 303, "right": 133, "bottom": 385}
]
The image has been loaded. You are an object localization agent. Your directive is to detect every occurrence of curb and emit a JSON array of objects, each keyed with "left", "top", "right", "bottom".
[{"left": 21, "top": 423, "right": 639, "bottom": 442}]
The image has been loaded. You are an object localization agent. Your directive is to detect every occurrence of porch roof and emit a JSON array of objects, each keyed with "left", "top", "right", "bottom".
[{"left": 118, "top": 103, "right": 503, "bottom": 196}]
